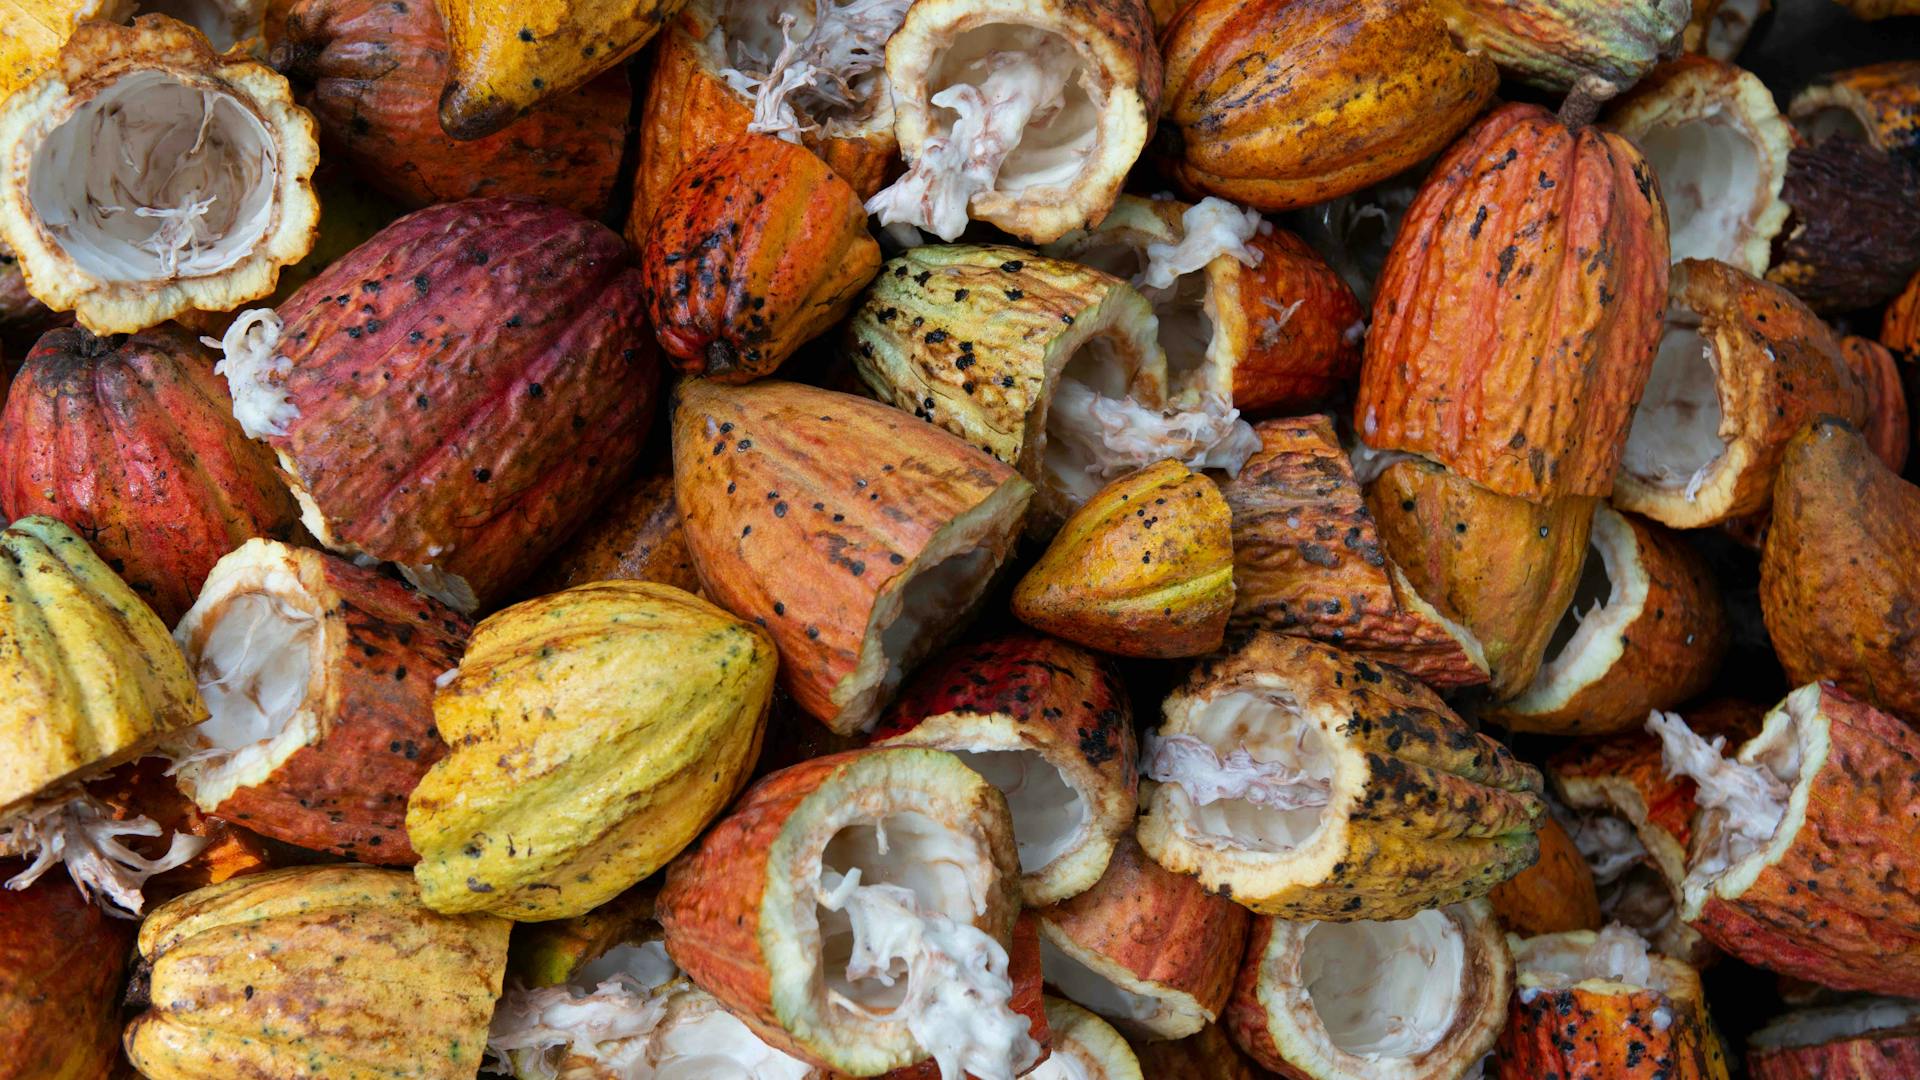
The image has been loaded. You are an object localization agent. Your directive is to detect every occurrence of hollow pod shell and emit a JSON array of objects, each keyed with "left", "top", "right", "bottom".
[
  {"left": 0, "top": 16, "right": 320, "bottom": 335},
  {"left": 1484, "top": 502, "right": 1728, "bottom": 736},
  {"left": 170, "top": 538, "right": 469, "bottom": 865},
  {"left": 1491, "top": 928, "right": 1730, "bottom": 1079},
  {"left": 123, "top": 864, "right": 511, "bottom": 1080},
  {"left": 671, "top": 377, "right": 1033, "bottom": 736},
  {"left": 1137, "top": 633, "right": 1545, "bottom": 920},
  {"left": 1224, "top": 901, "right": 1512, "bottom": 1080},
  {"left": 874, "top": 632, "right": 1136, "bottom": 906},
  {"left": 1655, "top": 683, "right": 1920, "bottom": 996},
  {"left": 656, "top": 747, "right": 1034, "bottom": 1077},
  {"left": 1036, "top": 835, "right": 1250, "bottom": 1041}
]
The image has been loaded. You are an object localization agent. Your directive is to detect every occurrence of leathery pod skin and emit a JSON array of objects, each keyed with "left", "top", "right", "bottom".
[
  {"left": 874, "top": 632, "right": 1137, "bottom": 906},
  {"left": 1749, "top": 997, "right": 1920, "bottom": 1079},
  {"left": 671, "top": 377, "right": 1033, "bottom": 736},
  {"left": 1136, "top": 633, "right": 1544, "bottom": 920},
  {"left": 1224, "top": 901, "right": 1512, "bottom": 1080},
  {"left": 212, "top": 196, "right": 659, "bottom": 615},
  {"left": 656, "top": 747, "right": 1029, "bottom": 1076},
  {"left": 0, "top": 865, "right": 132, "bottom": 1080}
]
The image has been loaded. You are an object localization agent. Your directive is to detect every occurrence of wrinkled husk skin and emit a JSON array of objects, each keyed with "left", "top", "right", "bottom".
[
  {"left": 1792, "top": 61, "right": 1920, "bottom": 172},
  {"left": 0, "top": 325, "right": 299, "bottom": 625},
  {"left": 1013, "top": 460, "right": 1233, "bottom": 658},
  {"left": 1766, "top": 138, "right": 1920, "bottom": 313},
  {"left": 1226, "top": 902, "right": 1511, "bottom": 1080},
  {"left": 672, "top": 378, "right": 1032, "bottom": 735},
  {"left": 1038, "top": 836, "right": 1249, "bottom": 1040},
  {"left": 174, "top": 541, "right": 469, "bottom": 865},
  {"left": 1615, "top": 261, "right": 1865, "bottom": 529},
  {"left": 0, "top": 864, "right": 132, "bottom": 1080},
  {"left": 1488, "top": 814, "right": 1603, "bottom": 937},
  {"left": 0, "top": 516, "right": 205, "bottom": 816},
  {"left": 256, "top": 197, "right": 658, "bottom": 614},
  {"left": 1840, "top": 337, "right": 1911, "bottom": 475},
  {"left": 1139, "top": 634, "right": 1543, "bottom": 920},
  {"left": 1491, "top": 933, "right": 1729, "bottom": 1080},
  {"left": 1366, "top": 457, "right": 1594, "bottom": 698},
  {"left": 521, "top": 471, "right": 702, "bottom": 597},
  {"left": 629, "top": 3, "right": 895, "bottom": 243},
  {"left": 1761, "top": 421, "right": 1920, "bottom": 725},
  {"left": 1432, "top": 0, "right": 1691, "bottom": 93},
  {"left": 885, "top": 0, "right": 1160, "bottom": 244},
  {"left": 1357, "top": 102, "right": 1670, "bottom": 502},
  {"left": 1220, "top": 416, "right": 1489, "bottom": 688},
  {"left": 1489, "top": 505, "right": 1729, "bottom": 735},
  {"left": 1750, "top": 1017, "right": 1920, "bottom": 1079},
  {"left": 0, "top": 16, "right": 321, "bottom": 336},
  {"left": 270, "top": 0, "right": 628, "bottom": 216},
  {"left": 657, "top": 748, "right": 1021, "bottom": 1075},
  {"left": 875, "top": 632, "right": 1136, "bottom": 906},
  {"left": 432, "top": 0, "right": 685, "bottom": 140},
  {"left": 125, "top": 864, "right": 511, "bottom": 1080},
  {"left": 408, "top": 582, "right": 776, "bottom": 920},
  {"left": 1220, "top": 229, "right": 1364, "bottom": 413},
  {"left": 644, "top": 135, "right": 880, "bottom": 383},
  {"left": 87, "top": 757, "right": 278, "bottom": 904},
  {"left": 1132, "top": 1024, "right": 1268, "bottom": 1079},
  {"left": 1888, "top": 270, "right": 1920, "bottom": 359},
  {"left": 1687, "top": 684, "right": 1920, "bottom": 995},
  {"left": 848, "top": 245, "right": 1163, "bottom": 501},
  {"left": 1160, "top": 0, "right": 1496, "bottom": 212}
]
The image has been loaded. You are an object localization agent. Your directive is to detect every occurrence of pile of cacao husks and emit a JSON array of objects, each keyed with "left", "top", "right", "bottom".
[{"left": 4, "top": 0, "right": 1920, "bottom": 1076}]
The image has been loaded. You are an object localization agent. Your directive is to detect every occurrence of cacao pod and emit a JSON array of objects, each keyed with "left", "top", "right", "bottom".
[
  {"left": 0, "top": 864, "right": 132, "bottom": 1080},
  {"left": 1791, "top": 60, "right": 1920, "bottom": 173},
  {"left": 1749, "top": 998, "right": 1920, "bottom": 1080}
]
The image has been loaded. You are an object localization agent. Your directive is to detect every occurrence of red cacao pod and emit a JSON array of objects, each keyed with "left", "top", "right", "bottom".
[
  {"left": 269, "top": 0, "right": 628, "bottom": 216},
  {"left": 643, "top": 134, "right": 880, "bottom": 383},
  {"left": 1356, "top": 102, "right": 1671, "bottom": 502},
  {"left": 213, "top": 197, "right": 660, "bottom": 614},
  {"left": 0, "top": 864, "right": 132, "bottom": 1080},
  {"left": 0, "top": 324, "right": 300, "bottom": 624}
]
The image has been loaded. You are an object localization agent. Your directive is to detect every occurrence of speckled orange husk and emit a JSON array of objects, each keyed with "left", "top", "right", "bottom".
[
  {"left": 1887, "top": 269, "right": 1920, "bottom": 359},
  {"left": 1132, "top": 1024, "right": 1269, "bottom": 1079},
  {"left": 1685, "top": 684, "right": 1920, "bottom": 996},
  {"left": 1158, "top": 0, "right": 1496, "bottom": 211},
  {"left": 1486, "top": 506, "right": 1729, "bottom": 736},
  {"left": 249, "top": 197, "right": 659, "bottom": 614},
  {"left": 174, "top": 544, "right": 469, "bottom": 864},
  {"left": 1761, "top": 421, "right": 1920, "bottom": 725},
  {"left": 1366, "top": 457, "right": 1594, "bottom": 698},
  {"left": 0, "top": 865, "right": 132, "bottom": 1080},
  {"left": 1750, "top": 1007, "right": 1920, "bottom": 1080},
  {"left": 657, "top": 748, "right": 1022, "bottom": 1074},
  {"left": 672, "top": 378, "right": 1032, "bottom": 735},
  {"left": 1491, "top": 933, "right": 1729, "bottom": 1080},
  {"left": 521, "top": 471, "right": 702, "bottom": 597},
  {"left": 1488, "top": 815, "right": 1603, "bottom": 937},
  {"left": 1840, "top": 336, "right": 1911, "bottom": 475},
  {"left": 270, "top": 0, "right": 628, "bottom": 216},
  {"left": 643, "top": 134, "right": 881, "bottom": 383},
  {"left": 1013, "top": 460, "right": 1233, "bottom": 659},
  {"left": 1357, "top": 102, "right": 1670, "bottom": 502},
  {"left": 1220, "top": 416, "right": 1489, "bottom": 688},
  {"left": 875, "top": 633, "right": 1135, "bottom": 905},
  {"left": 0, "top": 325, "right": 300, "bottom": 625},
  {"left": 1792, "top": 61, "right": 1920, "bottom": 171},
  {"left": 1216, "top": 228, "right": 1365, "bottom": 414},
  {"left": 1038, "top": 835, "right": 1250, "bottom": 1039},
  {"left": 87, "top": 757, "right": 278, "bottom": 905},
  {"left": 1614, "top": 260, "right": 1868, "bottom": 529},
  {"left": 630, "top": 2, "right": 896, "bottom": 243}
]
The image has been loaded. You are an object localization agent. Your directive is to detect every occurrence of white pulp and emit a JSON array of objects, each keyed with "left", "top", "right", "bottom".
[
  {"left": 1136, "top": 197, "right": 1267, "bottom": 292},
  {"left": 1647, "top": 710, "right": 1788, "bottom": 879},
  {"left": 0, "top": 788, "right": 205, "bottom": 916},
  {"left": 1161, "top": 690, "right": 1336, "bottom": 854},
  {"left": 1042, "top": 375, "right": 1259, "bottom": 507},
  {"left": 717, "top": 0, "right": 911, "bottom": 142},
  {"left": 1144, "top": 732, "right": 1331, "bottom": 813},
  {"left": 209, "top": 308, "right": 298, "bottom": 439}
]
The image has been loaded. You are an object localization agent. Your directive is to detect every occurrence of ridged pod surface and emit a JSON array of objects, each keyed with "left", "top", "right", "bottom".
[
  {"left": 1356, "top": 102, "right": 1670, "bottom": 501},
  {"left": 1432, "top": 0, "right": 1691, "bottom": 93}
]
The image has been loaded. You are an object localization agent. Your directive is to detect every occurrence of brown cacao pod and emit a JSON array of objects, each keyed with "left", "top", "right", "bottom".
[
  {"left": 0, "top": 864, "right": 132, "bottom": 1080},
  {"left": 0, "top": 324, "right": 300, "bottom": 624},
  {"left": 643, "top": 134, "right": 880, "bottom": 383},
  {"left": 1159, "top": 0, "right": 1496, "bottom": 212},
  {"left": 170, "top": 538, "right": 469, "bottom": 864},
  {"left": 212, "top": 197, "right": 660, "bottom": 614},
  {"left": 1761, "top": 420, "right": 1920, "bottom": 724},
  {"left": 1356, "top": 102, "right": 1670, "bottom": 502},
  {"left": 1766, "top": 136, "right": 1920, "bottom": 313}
]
